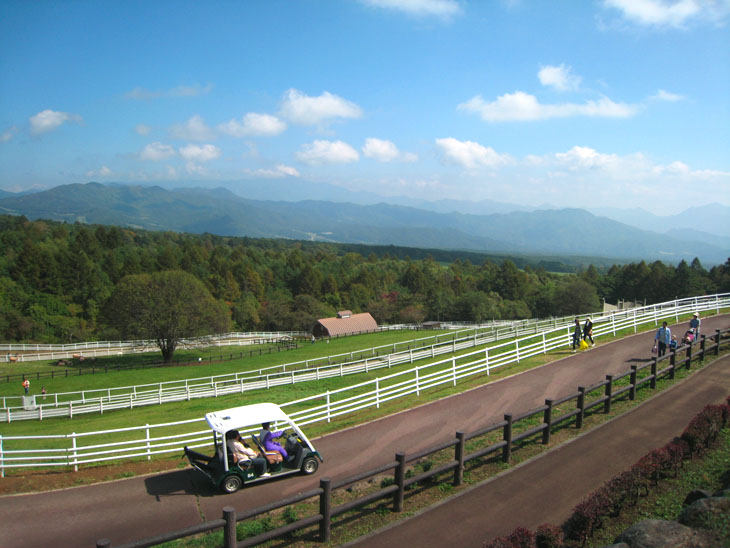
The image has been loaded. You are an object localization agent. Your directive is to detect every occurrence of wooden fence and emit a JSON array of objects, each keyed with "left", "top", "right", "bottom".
[{"left": 95, "top": 327, "right": 728, "bottom": 548}]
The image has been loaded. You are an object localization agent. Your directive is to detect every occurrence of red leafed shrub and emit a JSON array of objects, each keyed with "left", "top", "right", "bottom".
[
  {"left": 535, "top": 523, "right": 563, "bottom": 548},
  {"left": 565, "top": 495, "right": 603, "bottom": 543},
  {"left": 483, "top": 536, "right": 521, "bottom": 548},
  {"left": 664, "top": 440, "right": 686, "bottom": 476},
  {"left": 682, "top": 404, "right": 724, "bottom": 454},
  {"left": 720, "top": 403, "right": 730, "bottom": 426},
  {"left": 483, "top": 528, "right": 536, "bottom": 548}
]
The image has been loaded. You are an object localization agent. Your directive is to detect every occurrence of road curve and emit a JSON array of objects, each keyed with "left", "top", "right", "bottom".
[{"left": 1, "top": 315, "right": 728, "bottom": 548}]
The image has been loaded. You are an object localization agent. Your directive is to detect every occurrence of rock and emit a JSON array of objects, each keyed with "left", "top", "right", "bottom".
[
  {"left": 683, "top": 489, "right": 712, "bottom": 506},
  {"left": 614, "top": 519, "right": 702, "bottom": 548},
  {"left": 678, "top": 496, "right": 730, "bottom": 530},
  {"left": 712, "top": 488, "right": 730, "bottom": 498}
]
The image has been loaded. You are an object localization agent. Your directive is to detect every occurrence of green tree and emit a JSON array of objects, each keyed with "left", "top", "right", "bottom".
[{"left": 103, "top": 270, "right": 230, "bottom": 362}]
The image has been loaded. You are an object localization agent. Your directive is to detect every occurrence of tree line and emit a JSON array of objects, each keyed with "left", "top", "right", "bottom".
[{"left": 1, "top": 215, "right": 728, "bottom": 345}]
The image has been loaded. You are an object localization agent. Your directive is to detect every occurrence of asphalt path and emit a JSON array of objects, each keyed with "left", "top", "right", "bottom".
[{"left": 1, "top": 315, "right": 728, "bottom": 548}]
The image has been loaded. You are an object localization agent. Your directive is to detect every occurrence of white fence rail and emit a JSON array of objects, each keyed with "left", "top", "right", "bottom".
[
  {"left": 0, "top": 331, "right": 308, "bottom": 363},
  {"left": 1, "top": 293, "right": 727, "bottom": 475},
  {"left": 0, "top": 323, "right": 571, "bottom": 421}
]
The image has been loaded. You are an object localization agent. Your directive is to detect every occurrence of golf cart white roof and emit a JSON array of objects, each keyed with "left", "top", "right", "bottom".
[{"left": 205, "top": 402, "right": 293, "bottom": 434}]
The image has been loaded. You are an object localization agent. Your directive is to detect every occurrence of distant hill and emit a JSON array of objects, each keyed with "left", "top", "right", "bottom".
[
  {"left": 0, "top": 182, "right": 727, "bottom": 264},
  {"left": 589, "top": 203, "right": 730, "bottom": 239}
]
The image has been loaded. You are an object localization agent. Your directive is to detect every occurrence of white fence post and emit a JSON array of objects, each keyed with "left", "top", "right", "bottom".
[
  {"left": 452, "top": 357, "right": 457, "bottom": 386},
  {"left": 542, "top": 332, "right": 546, "bottom": 354},
  {"left": 376, "top": 379, "right": 380, "bottom": 408},
  {"left": 484, "top": 348, "right": 490, "bottom": 375},
  {"left": 71, "top": 433, "right": 78, "bottom": 472},
  {"left": 326, "top": 392, "right": 331, "bottom": 423},
  {"left": 146, "top": 424, "right": 151, "bottom": 461},
  {"left": 611, "top": 314, "right": 616, "bottom": 336},
  {"left": 515, "top": 340, "right": 520, "bottom": 363},
  {"left": 0, "top": 435, "right": 4, "bottom": 478},
  {"left": 415, "top": 367, "right": 420, "bottom": 396}
]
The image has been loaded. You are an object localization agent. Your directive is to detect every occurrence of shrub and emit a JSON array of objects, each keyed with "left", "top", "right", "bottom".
[
  {"left": 535, "top": 523, "right": 563, "bottom": 548},
  {"left": 483, "top": 528, "right": 535, "bottom": 548},
  {"left": 565, "top": 496, "right": 602, "bottom": 543}
]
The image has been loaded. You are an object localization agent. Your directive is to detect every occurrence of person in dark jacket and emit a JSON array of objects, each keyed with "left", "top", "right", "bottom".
[
  {"left": 572, "top": 318, "right": 581, "bottom": 353},
  {"left": 582, "top": 317, "right": 594, "bottom": 347}
]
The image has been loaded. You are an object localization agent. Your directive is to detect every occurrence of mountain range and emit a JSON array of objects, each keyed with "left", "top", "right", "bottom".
[{"left": 0, "top": 182, "right": 728, "bottom": 265}]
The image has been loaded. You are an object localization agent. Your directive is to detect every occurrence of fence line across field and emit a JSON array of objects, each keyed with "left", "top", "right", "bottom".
[
  {"left": 0, "top": 319, "right": 600, "bottom": 420},
  {"left": 1, "top": 295, "right": 724, "bottom": 421},
  {"left": 1, "top": 293, "right": 726, "bottom": 475}
]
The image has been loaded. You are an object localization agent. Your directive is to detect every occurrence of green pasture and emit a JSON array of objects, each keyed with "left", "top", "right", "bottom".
[{"left": 0, "top": 329, "right": 466, "bottom": 398}]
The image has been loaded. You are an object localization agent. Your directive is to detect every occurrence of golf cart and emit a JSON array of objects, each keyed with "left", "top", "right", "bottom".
[{"left": 184, "top": 402, "right": 323, "bottom": 494}]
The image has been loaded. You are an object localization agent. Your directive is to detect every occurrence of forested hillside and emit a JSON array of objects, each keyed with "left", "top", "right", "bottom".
[{"left": 1, "top": 215, "right": 728, "bottom": 343}]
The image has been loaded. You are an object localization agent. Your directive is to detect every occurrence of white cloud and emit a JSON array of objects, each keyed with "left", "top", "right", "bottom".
[
  {"left": 179, "top": 144, "right": 221, "bottom": 163},
  {"left": 218, "top": 113, "right": 286, "bottom": 137},
  {"left": 602, "top": 0, "right": 730, "bottom": 28},
  {"left": 360, "top": 0, "right": 462, "bottom": 18},
  {"left": 538, "top": 64, "right": 582, "bottom": 91},
  {"left": 249, "top": 164, "right": 301, "bottom": 178},
  {"left": 170, "top": 115, "right": 216, "bottom": 141},
  {"left": 135, "top": 124, "right": 152, "bottom": 136},
  {"left": 363, "top": 138, "right": 401, "bottom": 162},
  {"left": 86, "top": 166, "right": 112, "bottom": 178},
  {"left": 458, "top": 91, "right": 638, "bottom": 122},
  {"left": 1, "top": 126, "right": 18, "bottom": 143},
  {"left": 296, "top": 140, "right": 360, "bottom": 165},
  {"left": 29, "top": 109, "right": 82, "bottom": 134},
  {"left": 279, "top": 89, "right": 362, "bottom": 126},
  {"left": 125, "top": 83, "right": 213, "bottom": 100},
  {"left": 140, "top": 142, "right": 176, "bottom": 161},
  {"left": 650, "top": 89, "right": 685, "bottom": 101},
  {"left": 435, "top": 137, "right": 512, "bottom": 169}
]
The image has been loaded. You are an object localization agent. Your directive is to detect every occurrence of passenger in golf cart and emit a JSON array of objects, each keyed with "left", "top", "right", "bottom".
[{"left": 184, "top": 402, "right": 323, "bottom": 494}]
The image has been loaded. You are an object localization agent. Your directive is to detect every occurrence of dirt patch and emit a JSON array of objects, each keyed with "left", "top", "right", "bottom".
[{"left": 0, "top": 457, "right": 184, "bottom": 496}]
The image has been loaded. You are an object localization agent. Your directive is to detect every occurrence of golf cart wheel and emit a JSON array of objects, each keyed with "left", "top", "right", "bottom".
[
  {"left": 222, "top": 474, "right": 243, "bottom": 494},
  {"left": 301, "top": 456, "right": 319, "bottom": 475}
]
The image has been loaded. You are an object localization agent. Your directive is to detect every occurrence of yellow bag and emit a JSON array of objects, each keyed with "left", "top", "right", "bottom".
[{"left": 579, "top": 339, "right": 589, "bottom": 351}]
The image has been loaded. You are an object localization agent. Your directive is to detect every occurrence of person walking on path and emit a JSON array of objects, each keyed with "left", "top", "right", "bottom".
[
  {"left": 654, "top": 321, "right": 671, "bottom": 357},
  {"left": 22, "top": 378, "right": 30, "bottom": 394},
  {"left": 572, "top": 318, "right": 582, "bottom": 353},
  {"left": 689, "top": 312, "right": 701, "bottom": 341},
  {"left": 582, "top": 317, "right": 594, "bottom": 347}
]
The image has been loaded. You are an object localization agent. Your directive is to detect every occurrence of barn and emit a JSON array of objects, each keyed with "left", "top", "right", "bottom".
[{"left": 312, "top": 310, "right": 378, "bottom": 338}]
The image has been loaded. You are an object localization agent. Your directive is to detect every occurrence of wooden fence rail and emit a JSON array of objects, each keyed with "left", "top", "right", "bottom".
[{"left": 97, "top": 327, "right": 728, "bottom": 548}]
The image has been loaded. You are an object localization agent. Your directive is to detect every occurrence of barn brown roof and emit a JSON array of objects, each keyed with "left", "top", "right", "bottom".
[{"left": 314, "top": 312, "right": 378, "bottom": 337}]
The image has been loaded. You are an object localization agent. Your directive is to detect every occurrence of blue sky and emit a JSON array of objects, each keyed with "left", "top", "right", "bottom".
[{"left": 1, "top": 0, "right": 729, "bottom": 214}]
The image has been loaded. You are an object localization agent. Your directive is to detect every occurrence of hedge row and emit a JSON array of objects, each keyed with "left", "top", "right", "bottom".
[{"left": 483, "top": 395, "right": 730, "bottom": 548}]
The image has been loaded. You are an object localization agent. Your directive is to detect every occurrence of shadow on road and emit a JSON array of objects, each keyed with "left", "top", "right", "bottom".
[
  {"left": 625, "top": 357, "right": 653, "bottom": 363},
  {"left": 144, "top": 469, "right": 217, "bottom": 500}
]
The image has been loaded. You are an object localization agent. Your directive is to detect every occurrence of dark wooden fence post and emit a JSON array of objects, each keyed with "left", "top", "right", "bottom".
[
  {"left": 454, "top": 431, "right": 465, "bottom": 486},
  {"left": 319, "top": 477, "right": 332, "bottom": 542},
  {"left": 669, "top": 349, "right": 676, "bottom": 379},
  {"left": 650, "top": 358, "right": 657, "bottom": 389},
  {"left": 716, "top": 329, "right": 722, "bottom": 356},
  {"left": 96, "top": 540, "right": 111, "bottom": 548},
  {"left": 542, "top": 399, "right": 553, "bottom": 444},
  {"left": 576, "top": 387, "right": 586, "bottom": 428},
  {"left": 223, "top": 506, "right": 236, "bottom": 548},
  {"left": 394, "top": 452, "right": 406, "bottom": 512},
  {"left": 502, "top": 413, "right": 513, "bottom": 463},
  {"left": 604, "top": 375, "right": 613, "bottom": 414},
  {"left": 686, "top": 343, "right": 693, "bottom": 370},
  {"left": 700, "top": 334, "right": 706, "bottom": 361},
  {"left": 629, "top": 366, "right": 637, "bottom": 400}
]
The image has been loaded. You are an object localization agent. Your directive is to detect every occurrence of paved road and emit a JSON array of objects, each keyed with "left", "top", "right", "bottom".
[
  {"left": 346, "top": 349, "right": 730, "bottom": 547},
  {"left": 1, "top": 315, "right": 727, "bottom": 548}
]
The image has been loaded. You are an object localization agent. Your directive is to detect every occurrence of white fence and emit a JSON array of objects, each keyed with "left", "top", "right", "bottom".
[
  {"left": 1, "top": 293, "right": 727, "bottom": 475},
  {"left": 0, "top": 323, "right": 572, "bottom": 421},
  {"left": 0, "top": 331, "right": 308, "bottom": 363}
]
